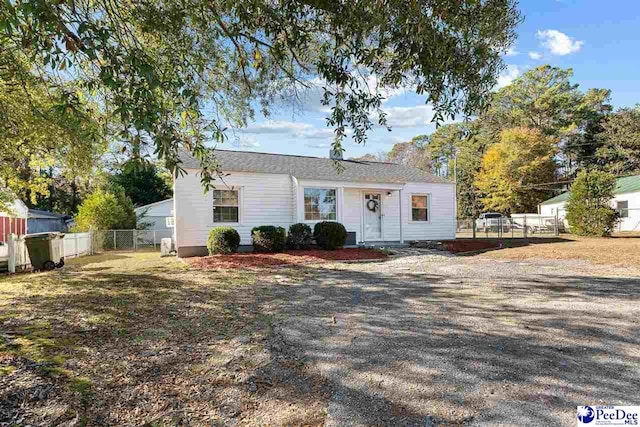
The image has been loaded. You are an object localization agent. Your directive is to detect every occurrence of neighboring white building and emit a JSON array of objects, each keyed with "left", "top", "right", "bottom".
[
  {"left": 0, "top": 198, "right": 29, "bottom": 264},
  {"left": 173, "top": 149, "right": 456, "bottom": 257},
  {"left": 539, "top": 174, "right": 640, "bottom": 232},
  {"left": 0, "top": 198, "right": 28, "bottom": 243},
  {"left": 135, "top": 198, "right": 174, "bottom": 231}
]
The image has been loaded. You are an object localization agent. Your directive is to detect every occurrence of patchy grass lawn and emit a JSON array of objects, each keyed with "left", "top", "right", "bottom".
[
  {"left": 2, "top": 244, "right": 638, "bottom": 425},
  {"left": 0, "top": 252, "right": 328, "bottom": 426},
  {"left": 188, "top": 248, "right": 387, "bottom": 270},
  {"left": 480, "top": 235, "right": 640, "bottom": 265}
]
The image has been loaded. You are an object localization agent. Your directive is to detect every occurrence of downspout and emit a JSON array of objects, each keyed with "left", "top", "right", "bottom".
[
  {"left": 399, "top": 188, "right": 404, "bottom": 244},
  {"left": 172, "top": 176, "right": 177, "bottom": 248},
  {"left": 291, "top": 175, "right": 299, "bottom": 223}
]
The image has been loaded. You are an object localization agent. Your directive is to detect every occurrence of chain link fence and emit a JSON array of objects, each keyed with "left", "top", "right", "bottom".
[
  {"left": 456, "top": 214, "right": 565, "bottom": 239},
  {"left": 92, "top": 229, "right": 173, "bottom": 252}
]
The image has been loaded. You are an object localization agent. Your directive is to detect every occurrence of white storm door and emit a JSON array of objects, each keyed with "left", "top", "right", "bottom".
[{"left": 363, "top": 193, "right": 382, "bottom": 241}]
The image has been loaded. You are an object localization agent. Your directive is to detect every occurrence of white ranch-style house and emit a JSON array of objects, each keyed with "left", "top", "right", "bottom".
[{"left": 173, "top": 149, "right": 456, "bottom": 257}]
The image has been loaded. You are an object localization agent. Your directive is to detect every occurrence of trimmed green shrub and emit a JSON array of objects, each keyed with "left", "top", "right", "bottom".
[
  {"left": 207, "top": 227, "right": 241, "bottom": 254},
  {"left": 287, "top": 223, "right": 313, "bottom": 250},
  {"left": 251, "top": 225, "right": 286, "bottom": 252},
  {"left": 313, "top": 221, "right": 348, "bottom": 250}
]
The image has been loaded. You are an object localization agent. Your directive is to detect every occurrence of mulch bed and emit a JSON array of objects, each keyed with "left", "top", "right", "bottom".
[
  {"left": 188, "top": 248, "right": 387, "bottom": 270},
  {"left": 441, "top": 238, "right": 545, "bottom": 253},
  {"left": 441, "top": 239, "right": 504, "bottom": 253}
]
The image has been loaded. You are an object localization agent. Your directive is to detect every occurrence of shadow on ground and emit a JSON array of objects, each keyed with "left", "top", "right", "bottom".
[
  {"left": 2, "top": 252, "right": 639, "bottom": 426},
  {"left": 264, "top": 259, "right": 640, "bottom": 426},
  {"left": 0, "top": 257, "right": 328, "bottom": 425}
]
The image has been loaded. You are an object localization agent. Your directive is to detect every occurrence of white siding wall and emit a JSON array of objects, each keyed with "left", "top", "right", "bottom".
[
  {"left": 138, "top": 199, "right": 173, "bottom": 217},
  {"left": 0, "top": 199, "right": 28, "bottom": 219},
  {"left": 175, "top": 170, "right": 457, "bottom": 252},
  {"left": 613, "top": 192, "right": 640, "bottom": 231},
  {"left": 340, "top": 188, "right": 402, "bottom": 242},
  {"left": 401, "top": 182, "right": 456, "bottom": 241},
  {"left": 382, "top": 190, "right": 401, "bottom": 241},
  {"left": 539, "top": 202, "right": 565, "bottom": 217},
  {"left": 298, "top": 181, "right": 455, "bottom": 243},
  {"left": 540, "top": 192, "right": 640, "bottom": 232},
  {"left": 142, "top": 217, "right": 171, "bottom": 231},
  {"left": 343, "top": 188, "right": 362, "bottom": 242},
  {"left": 175, "top": 170, "right": 294, "bottom": 247},
  {"left": 135, "top": 199, "right": 174, "bottom": 231}
]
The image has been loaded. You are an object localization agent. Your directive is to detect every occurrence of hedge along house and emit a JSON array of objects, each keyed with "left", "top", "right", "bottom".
[
  {"left": 174, "top": 149, "right": 456, "bottom": 257},
  {"left": 539, "top": 174, "right": 640, "bottom": 232}
]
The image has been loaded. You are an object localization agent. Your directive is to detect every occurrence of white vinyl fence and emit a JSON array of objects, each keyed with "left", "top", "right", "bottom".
[
  {"left": 63, "top": 232, "right": 92, "bottom": 259},
  {"left": 6, "top": 234, "right": 30, "bottom": 273},
  {"left": 2, "top": 232, "right": 93, "bottom": 273},
  {"left": 2, "top": 229, "right": 173, "bottom": 273}
]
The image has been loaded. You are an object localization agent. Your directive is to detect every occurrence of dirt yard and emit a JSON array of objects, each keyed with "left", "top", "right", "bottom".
[
  {"left": 270, "top": 250, "right": 640, "bottom": 425},
  {"left": 481, "top": 235, "right": 640, "bottom": 265},
  {"left": 1, "top": 243, "right": 639, "bottom": 426}
]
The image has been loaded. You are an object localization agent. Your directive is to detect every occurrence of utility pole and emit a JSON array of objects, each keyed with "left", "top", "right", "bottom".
[{"left": 453, "top": 154, "right": 457, "bottom": 183}]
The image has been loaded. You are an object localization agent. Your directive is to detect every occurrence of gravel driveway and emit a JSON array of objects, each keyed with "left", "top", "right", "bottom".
[{"left": 266, "top": 250, "right": 640, "bottom": 426}]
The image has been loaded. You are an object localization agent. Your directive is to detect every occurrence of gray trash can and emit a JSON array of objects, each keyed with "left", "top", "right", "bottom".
[{"left": 24, "top": 233, "right": 65, "bottom": 271}]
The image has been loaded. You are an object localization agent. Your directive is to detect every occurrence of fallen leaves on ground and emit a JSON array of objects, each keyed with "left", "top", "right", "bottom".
[{"left": 0, "top": 252, "right": 329, "bottom": 426}]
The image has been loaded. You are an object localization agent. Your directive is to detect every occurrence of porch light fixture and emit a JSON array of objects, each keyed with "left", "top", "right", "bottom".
[{"left": 386, "top": 191, "right": 393, "bottom": 197}]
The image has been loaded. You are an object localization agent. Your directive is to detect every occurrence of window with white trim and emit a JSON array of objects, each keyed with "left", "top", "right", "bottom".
[
  {"left": 411, "top": 194, "right": 429, "bottom": 221},
  {"left": 165, "top": 216, "right": 175, "bottom": 227},
  {"left": 304, "top": 188, "right": 336, "bottom": 221},
  {"left": 213, "top": 189, "right": 239, "bottom": 223}
]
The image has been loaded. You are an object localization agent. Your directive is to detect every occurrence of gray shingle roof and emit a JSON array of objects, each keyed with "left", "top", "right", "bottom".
[
  {"left": 179, "top": 149, "right": 450, "bottom": 184},
  {"left": 28, "top": 209, "right": 69, "bottom": 219}
]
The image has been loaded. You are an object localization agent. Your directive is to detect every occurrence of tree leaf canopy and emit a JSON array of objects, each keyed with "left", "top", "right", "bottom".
[{"left": 1, "top": 0, "right": 521, "bottom": 190}]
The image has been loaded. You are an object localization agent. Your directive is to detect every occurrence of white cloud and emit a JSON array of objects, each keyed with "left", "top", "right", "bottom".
[
  {"left": 238, "top": 120, "right": 345, "bottom": 142},
  {"left": 231, "top": 135, "right": 261, "bottom": 149},
  {"left": 496, "top": 65, "right": 520, "bottom": 89},
  {"left": 283, "top": 74, "right": 414, "bottom": 113},
  {"left": 294, "top": 79, "right": 332, "bottom": 113},
  {"left": 528, "top": 51, "right": 543, "bottom": 60},
  {"left": 303, "top": 127, "right": 337, "bottom": 140},
  {"left": 382, "top": 105, "right": 437, "bottom": 128},
  {"left": 361, "top": 74, "right": 413, "bottom": 103},
  {"left": 305, "top": 142, "right": 331, "bottom": 149},
  {"left": 240, "top": 120, "right": 312, "bottom": 135},
  {"left": 504, "top": 46, "right": 519, "bottom": 56},
  {"left": 536, "top": 29, "right": 584, "bottom": 56}
]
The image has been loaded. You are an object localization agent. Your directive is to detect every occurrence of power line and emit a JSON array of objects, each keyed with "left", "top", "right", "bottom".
[{"left": 518, "top": 171, "right": 640, "bottom": 191}]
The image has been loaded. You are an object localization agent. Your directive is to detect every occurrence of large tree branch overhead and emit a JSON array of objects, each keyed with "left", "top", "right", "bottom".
[{"left": 1, "top": 0, "right": 521, "bottom": 190}]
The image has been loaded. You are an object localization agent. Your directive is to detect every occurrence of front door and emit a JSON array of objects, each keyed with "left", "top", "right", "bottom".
[{"left": 364, "top": 193, "right": 382, "bottom": 241}]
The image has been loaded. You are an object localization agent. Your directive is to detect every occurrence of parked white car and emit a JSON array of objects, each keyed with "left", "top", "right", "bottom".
[{"left": 476, "top": 212, "right": 508, "bottom": 232}]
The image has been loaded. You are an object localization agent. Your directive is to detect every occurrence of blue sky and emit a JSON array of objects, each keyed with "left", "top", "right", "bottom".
[{"left": 223, "top": 0, "right": 640, "bottom": 159}]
